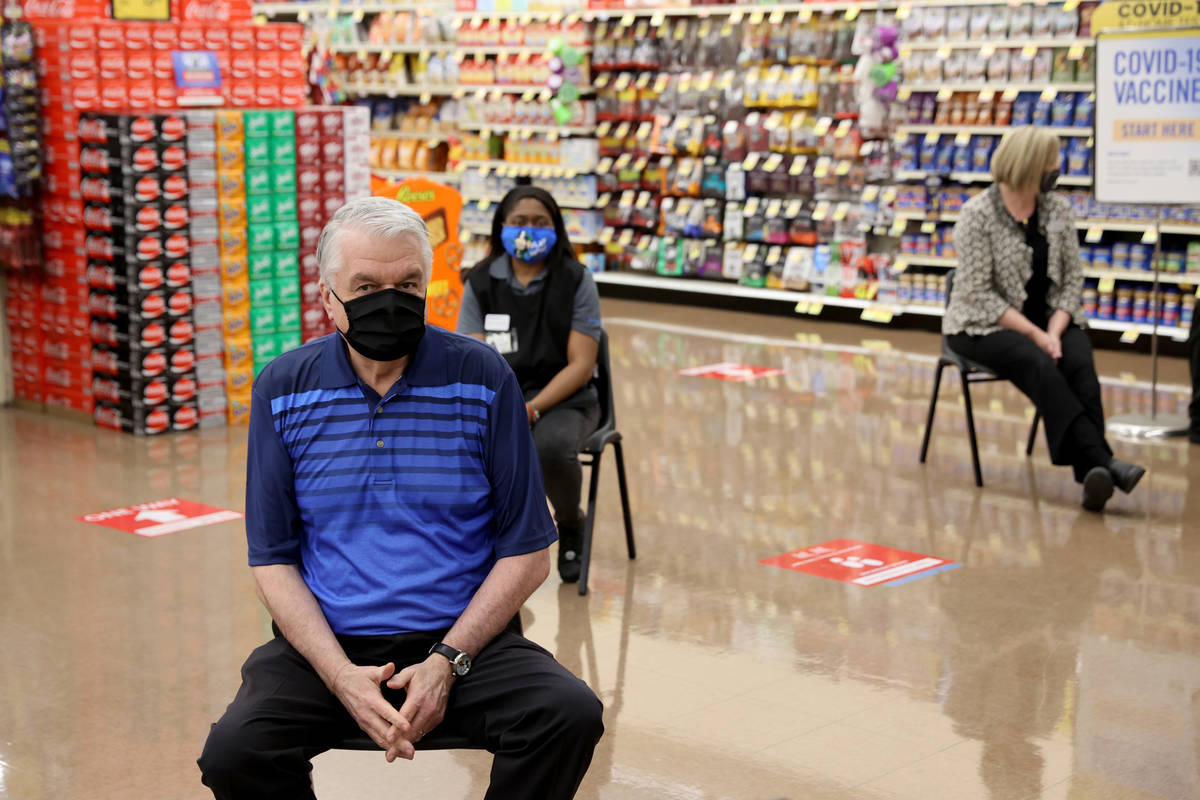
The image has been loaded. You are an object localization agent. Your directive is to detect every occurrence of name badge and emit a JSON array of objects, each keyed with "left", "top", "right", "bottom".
[
  {"left": 484, "top": 313, "right": 511, "bottom": 332},
  {"left": 486, "top": 329, "right": 519, "bottom": 355}
]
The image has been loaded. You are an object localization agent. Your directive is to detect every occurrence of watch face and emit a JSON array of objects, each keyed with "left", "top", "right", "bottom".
[{"left": 453, "top": 654, "right": 472, "bottom": 676}]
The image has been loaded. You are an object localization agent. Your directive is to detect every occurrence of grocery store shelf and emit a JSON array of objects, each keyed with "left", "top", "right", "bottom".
[
  {"left": 593, "top": 271, "right": 945, "bottom": 317},
  {"left": 1083, "top": 269, "right": 1200, "bottom": 286},
  {"left": 1162, "top": 224, "right": 1200, "bottom": 236},
  {"left": 336, "top": 82, "right": 458, "bottom": 97},
  {"left": 327, "top": 42, "right": 456, "bottom": 55},
  {"left": 897, "top": 124, "right": 1093, "bottom": 138},
  {"left": 1088, "top": 318, "right": 1191, "bottom": 342},
  {"left": 454, "top": 8, "right": 576, "bottom": 20},
  {"left": 894, "top": 214, "right": 1200, "bottom": 234},
  {"left": 460, "top": 224, "right": 597, "bottom": 245},
  {"left": 370, "top": 130, "right": 456, "bottom": 142},
  {"left": 899, "top": 82, "right": 1094, "bottom": 93},
  {"left": 584, "top": 1, "right": 896, "bottom": 20},
  {"left": 895, "top": 169, "right": 1092, "bottom": 187},
  {"left": 457, "top": 122, "right": 595, "bottom": 135},
  {"left": 897, "top": 255, "right": 957, "bottom": 268},
  {"left": 900, "top": 37, "right": 1093, "bottom": 52},
  {"left": 458, "top": 83, "right": 595, "bottom": 95},
  {"left": 456, "top": 160, "right": 591, "bottom": 178},
  {"left": 455, "top": 44, "right": 592, "bottom": 56},
  {"left": 258, "top": 2, "right": 451, "bottom": 15},
  {"left": 374, "top": 168, "right": 462, "bottom": 184}
]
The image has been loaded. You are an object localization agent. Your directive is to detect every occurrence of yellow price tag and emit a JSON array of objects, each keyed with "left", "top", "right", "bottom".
[
  {"left": 813, "top": 117, "right": 832, "bottom": 137},
  {"left": 807, "top": 302, "right": 823, "bottom": 316},
  {"left": 845, "top": 7, "right": 860, "bottom": 21},
  {"left": 812, "top": 201, "right": 831, "bottom": 221},
  {"left": 795, "top": 301, "right": 811, "bottom": 315},
  {"left": 979, "top": 89, "right": 996, "bottom": 103},
  {"left": 769, "top": 10, "right": 784, "bottom": 24},
  {"left": 797, "top": 8, "right": 812, "bottom": 22},
  {"left": 862, "top": 186, "right": 880, "bottom": 203},
  {"left": 1068, "top": 43, "right": 1085, "bottom": 60},
  {"left": 981, "top": 43, "right": 996, "bottom": 58},
  {"left": 1003, "top": 88, "right": 1020, "bottom": 102},
  {"left": 937, "top": 87, "right": 954, "bottom": 101},
  {"left": 1041, "top": 87, "right": 1058, "bottom": 102},
  {"left": 1120, "top": 329, "right": 1140, "bottom": 344},
  {"left": 833, "top": 203, "right": 849, "bottom": 222},
  {"left": 813, "top": 158, "right": 830, "bottom": 179},
  {"left": 1085, "top": 225, "right": 1103, "bottom": 242},
  {"left": 894, "top": 258, "right": 908, "bottom": 273},
  {"left": 766, "top": 198, "right": 783, "bottom": 217},
  {"left": 835, "top": 118, "right": 853, "bottom": 138},
  {"left": 955, "top": 131, "right": 971, "bottom": 146},
  {"left": 1098, "top": 277, "right": 1115, "bottom": 293},
  {"left": 789, "top": 157, "right": 807, "bottom": 176},
  {"left": 1142, "top": 228, "right": 1158, "bottom": 244},
  {"left": 749, "top": 11, "right": 764, "bottom": 24},
  {"left": 936, "top": 45, "right": 952, "bottom": 60},
  {"left": 890, "top": 219, "right": 907, "bottom": 237},
  {"left": 742, "top": 153, "right": 760, "bottom": 171},
  {"left": 650, "top": 12, "right": 664, "bottom": 25},
  {"left": 111, "top": 0, "right": 170, "bottom": 19},
  {"left": 1021, "top": 43, "right": 1038, "bottom": 60},
  {"left": 730, "top": 10, "right": 743, "bottom": 23},
  {"left": 745, "top": 197, "right": 761, "bottom": 215},
  {"left": 835, "top": 160, "right": 852, "bottom": 176},
  {"left": 921, "top": 221, "right": 937, "bottom": 234},
  {"left": 896, "top": 4, "right": 912, "bottom": 20},
  {"left": 1065, "top": 0, "right": 1081, "bottom": 9},
  {"left": 899, "top": 45, "right": 913, "bottom": 60}
]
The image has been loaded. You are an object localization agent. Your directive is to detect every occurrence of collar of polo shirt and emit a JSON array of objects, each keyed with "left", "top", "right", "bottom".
[{"left": 318, "top": 325, "right": 449, "bottom": 390}]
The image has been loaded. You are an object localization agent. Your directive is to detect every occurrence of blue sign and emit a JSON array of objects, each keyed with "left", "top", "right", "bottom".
[{"left": 172, "top": 50, "right": 222, "bottom": 91}]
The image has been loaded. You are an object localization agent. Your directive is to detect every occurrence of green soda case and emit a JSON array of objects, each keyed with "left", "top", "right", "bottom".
[
  {"left": 243, "top": 111, "right": 271, "bottom": 139},
  {"left": 248, "top": 222, "right": 276, "bottom": 252},
  {"left": 245, "top": 166, "right": 273, "bottom": 196},
  {"left": 273, "top": 250, "right": 299, "bottom": 278},
  {"left": 251, "top": 305, "right": 279, "bottom": 337},
  {"left": 250, "top": 277, "right": 277, "bottom": 306},
  {"left": 273, "top": 192, "right": 298, "bottom": 221},
  {"left": 271, "top": 136, "right": 297, "bottom": 166},
  {"left": 272, "top": 166, "right": 297, "bottom": 194},
  {"left": 275, "top": 221, "right": 300, "bottom": 251},
  {"left": 245, "top": 136, "right": 272, "bottom": 167},
  {"left": 269, "top": 110, "right": 295, "bottom": 138},
  {"left": 276, "top": 303, "right": 302, "bottom": 333},
  {"left": 276, "top": 331, "right": 302, "bottom": 354},
  {"left": 254, "top": 361, "right": 270, "bottom": 378},
  {"left": 247, "top": 194, "right": 274, "bottom": 223},
  {"left": 248, "top": 251, "right": 275, "bottom": 280},
  {"left": 275, "top": 276, "right": 301, "bottom": 304}
]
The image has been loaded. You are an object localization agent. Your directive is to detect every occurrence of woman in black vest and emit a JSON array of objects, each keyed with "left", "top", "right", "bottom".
[{"left": 457, "top": 186, "right": 603, "bottom": 583}]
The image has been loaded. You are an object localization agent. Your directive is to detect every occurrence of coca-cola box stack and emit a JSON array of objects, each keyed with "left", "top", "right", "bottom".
[
  {"left": 296, "top": 106, "right": 372, "bottom": 345},
  {"left": 81, "top": 113, "right": 199, "bottom": 435},
  {"left": 185, "top": 111, "right": 229, "bottom": 428}
]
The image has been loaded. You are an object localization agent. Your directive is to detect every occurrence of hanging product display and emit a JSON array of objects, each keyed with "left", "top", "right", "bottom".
[{"left": 0, "top": 16, "right": 41, "bottom": 271}]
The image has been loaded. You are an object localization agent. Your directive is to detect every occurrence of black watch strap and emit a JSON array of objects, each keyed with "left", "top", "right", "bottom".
[{"left": 428, "top": 642, "right": 471, "bottom": 676}]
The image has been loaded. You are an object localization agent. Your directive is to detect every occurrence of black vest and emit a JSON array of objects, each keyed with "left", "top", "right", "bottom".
[{"left": 467, "top": 256, "right": 586, "bottom": 397}]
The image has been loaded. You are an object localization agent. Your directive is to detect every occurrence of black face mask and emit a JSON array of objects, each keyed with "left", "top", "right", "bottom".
[
  {"left": 1040, "top": 169, "right": 1060, "bottom": 193},
  {"left": 331, "top": 287, "right": 425, "bottom": 362}
]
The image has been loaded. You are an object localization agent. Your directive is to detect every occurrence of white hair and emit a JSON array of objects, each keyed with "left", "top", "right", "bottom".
[{"left": 316, "top": 197, "right": 434, "bottom": 287}]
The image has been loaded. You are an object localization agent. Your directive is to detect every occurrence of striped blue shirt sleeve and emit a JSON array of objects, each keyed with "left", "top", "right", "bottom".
[
  {"left": 486, "top": 369, "right": 558, "bottom": 557},
  {"left": 246, "top": 386, "right": 303, "bottom": 566}
]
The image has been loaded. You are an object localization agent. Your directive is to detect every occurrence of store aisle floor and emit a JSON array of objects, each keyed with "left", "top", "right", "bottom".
[{"left": 2, "top": 299, "right": 1198, "bottom": 800}]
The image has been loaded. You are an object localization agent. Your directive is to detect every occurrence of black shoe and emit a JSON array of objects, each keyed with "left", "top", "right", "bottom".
[
  {"left": 1081, "top": 466, "right": 1114, "bottom": 512},
  {"left": 557, "top": 527, "right": 582, "bottom": 583},
  {"left": 1107, "top": 458, "right": 1146, "bottom": 494}
]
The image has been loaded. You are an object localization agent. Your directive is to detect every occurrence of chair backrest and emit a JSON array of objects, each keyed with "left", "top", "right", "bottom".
[{"left": 592, "top": 328, "right": 616, "bottom": 435}]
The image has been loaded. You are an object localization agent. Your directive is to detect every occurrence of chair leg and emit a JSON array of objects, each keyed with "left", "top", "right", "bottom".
[
  {"left": 613, "top": 439, "right": 636, "bottom": 560},
  {"left": 578, "top": 450, "right": 603, "bottom": 597},
  {"left": 919, "top": 362, "right": 946, "bottom": 464},
  {"left": 1026, "top": 410, "right": 1041, "bottom": 457},
  {"left": 960, "top": 370, "right": 984, "bottom": 488}
]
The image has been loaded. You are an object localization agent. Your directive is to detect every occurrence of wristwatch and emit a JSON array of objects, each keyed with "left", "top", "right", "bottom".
[{"left": 429, "top": 642, "right": 472, "bottom": 677}]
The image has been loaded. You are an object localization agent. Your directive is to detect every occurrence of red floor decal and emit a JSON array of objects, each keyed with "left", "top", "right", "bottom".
[
  {"left": 677, "top": 362, "right": 787, "bottom": 382},
  {"left": 761, "top": 539, "right": 959, "bottom": 587},
  {"left": 79, "top": 498, "right": 244, "bottom": 538}
]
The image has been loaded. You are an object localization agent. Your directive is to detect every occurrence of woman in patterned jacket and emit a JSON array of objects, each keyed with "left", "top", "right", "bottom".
[{"left": 943, "top": 126, "right": 1145, "bottom": 512}]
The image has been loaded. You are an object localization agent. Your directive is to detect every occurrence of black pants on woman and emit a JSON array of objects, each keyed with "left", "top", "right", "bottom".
[
  {"left": 948, "top": 325, "right": 1112, "bottom": 482},
  {"left": 198, "top": 629, "right": 603, "bottom": 800},
  {"left": 532, "top": 403, "right": 601, "bottom": 543}
]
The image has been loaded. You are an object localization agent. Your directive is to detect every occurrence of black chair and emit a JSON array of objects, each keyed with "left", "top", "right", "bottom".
[
  {"left": 577, "top": 329, "right": 636, "bottom": 596},
  {"left": 919, "top": 269, "right": 1041, "bottom": 487}
]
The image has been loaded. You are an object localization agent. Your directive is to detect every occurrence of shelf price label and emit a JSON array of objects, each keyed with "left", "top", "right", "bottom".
[
  {"left": 812, "top": 201, "right": 831, "bottom": 221},
  {"left": 980, "top": 43, "right": 996, "bottom": 58},
  {"left": 1002, "top": 88, "right": 1020, "bottom": 102},
  {"left": 979, "top": 88, "right": 996, "bottom": 103},
  {"left": 1040, "top": 87, "right": 1058, "bottom": 102},
  {"left": 894, "top": 258, "right": 908, "bottom": 273},
  {"left": 920, "top": 220, "right": 937, "bottom": 234},
  {"left": 896, "top": 4, "right": 912, "bottom": 20},
  {"left": 835, "top": 118, "right": 854, "bottom": 138},
  {"left": 789, "top": 156, "right": 808, "bottom": 176},
  {"left": 1068, "top": 43, "right": 1085, "bottom": 60},
  {"left": 861, "top": 306, "right": 896, "bottom": 324},
  {"left": 898, "top": 87, "right": 912, "bottom": 102},
  {"left": 1085, "top": 225, "right": 1103, "bottom": 243},
  {"left": 889, "top": 218, "right": 907, "bottom": 237},
  {"left": 813, "top": 158, "right": 832, "bottom": 179},
  {"left": 1120, "top": 329, "right": 1140, "bottom": 344},
  {"left": 1142, "top": 228, "right": 1158, "bottom": 244},
  {"left": 936, "top": 45, "right": 952, "bottom": 59},
  {"left": 835, "top": 160, "right": 852, "bottom": 176},
  {"left": 955, "top": 131, "right": 971, "bottom": 146},
  {"left": 936, "top": 87, "right": 953, "bottom": 101},
  {"left": 813, "top": 117, "right": 833, "bottom": 137},
  {"left": 832, "top": 203, "right": 850, "bottom": 222},
  {"left": 1098, "top": 277, "right": 1115, "bottom": 293}
]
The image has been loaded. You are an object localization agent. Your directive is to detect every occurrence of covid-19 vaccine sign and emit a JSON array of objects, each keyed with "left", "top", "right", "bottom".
[{"left": 1092, "top": 1, "right": 1200, "bottom": 203}]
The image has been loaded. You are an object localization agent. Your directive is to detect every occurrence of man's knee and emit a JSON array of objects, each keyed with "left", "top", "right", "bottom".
[
  {"left": 198, "top": 715, "right": 262, "bottom": 790},
  {"left": 540, "top": 676, "right": 605, "bottom": 743}
]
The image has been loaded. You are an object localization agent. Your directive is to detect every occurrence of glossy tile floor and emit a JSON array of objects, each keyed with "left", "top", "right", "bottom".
[{"left": 2, "top": 298, "right": 1199, "bottom": 800}]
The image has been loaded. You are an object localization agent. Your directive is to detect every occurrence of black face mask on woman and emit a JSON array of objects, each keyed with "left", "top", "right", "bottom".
[
  {"left": 1040, "top": 169, "right": 1060, "bottom": 193},
  {"left": 330, "top": 287, "right": 425, "bottom": 362}
]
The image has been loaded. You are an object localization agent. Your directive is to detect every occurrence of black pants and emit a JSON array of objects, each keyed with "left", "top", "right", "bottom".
[
  {"left": 198, "top": 629, "right": 603, "bottom": 800},
  {"left": 532, "top": 404, "right": 601, "bottom": 542},
  {"left": 948, "top": 326, "right": 1112, "bottom": 482}
]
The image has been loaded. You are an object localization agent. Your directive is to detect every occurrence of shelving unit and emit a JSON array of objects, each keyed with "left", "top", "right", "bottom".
[
  {"left": 458, "top": 160, "right": 589, "bottom": 178},
  {"left": 338, "top": 84, "right": 458, "bottom": 97},
  {"left": 900, "top": 37, "right": 1093, "bottom": 51},
  {"left": 457, "top": 122, "right": 594, "bottom": 136},
  {"left": 897, "top": 124, "right": 1093, "bottom": 138},
  {"left": 455, "top": 45, "right": 592, "bottom": 56},
  {"left": 899, "top": 82, "right": 1094, "bottom": 93},
  {"left": 895, "top": 170, "right": 1093, "bottom": 186},
  {"left": 374, "top": 168, "right": 462, "bottom": 184},
  {"left": 370, "top": 130, "right": 456, "bottom": 142},
  {"left": 326, "top": 42, "right": 455, "bottom": 55}
]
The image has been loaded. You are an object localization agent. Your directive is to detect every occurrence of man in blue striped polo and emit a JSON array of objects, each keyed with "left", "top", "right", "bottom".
[{"left": 199, "top": 197, "right": 603, "bottom": 799}]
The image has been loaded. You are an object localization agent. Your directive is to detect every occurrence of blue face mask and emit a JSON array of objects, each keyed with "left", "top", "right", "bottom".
[{"left": 501, "top": 225, "right": 557, "bottom": 263}]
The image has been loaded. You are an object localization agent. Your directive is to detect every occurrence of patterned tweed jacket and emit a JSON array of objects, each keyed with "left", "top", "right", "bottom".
[{"left": 942, "top": 185, "right": 1086, "bottom": 337}]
